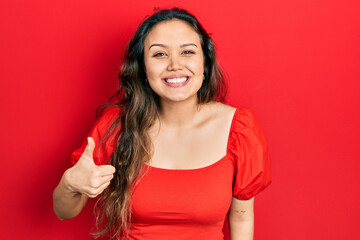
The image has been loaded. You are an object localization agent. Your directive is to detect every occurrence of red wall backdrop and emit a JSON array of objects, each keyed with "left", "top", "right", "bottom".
[{"left": 1, "top": 0, "right": 359, "bottom": 239}]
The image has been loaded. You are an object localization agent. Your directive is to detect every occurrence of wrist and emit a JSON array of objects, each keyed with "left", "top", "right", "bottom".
[{"left": 61, "top": 168, "right": 78, "bottom": 194}]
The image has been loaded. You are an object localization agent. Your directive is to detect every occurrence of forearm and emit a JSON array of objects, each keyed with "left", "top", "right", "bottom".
[{"left": 53, "top": 169, "right": 88, "bottom": 220}]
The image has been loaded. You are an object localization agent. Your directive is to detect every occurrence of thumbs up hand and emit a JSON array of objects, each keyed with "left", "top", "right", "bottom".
[{"left": 63, "top": 137, "right": 116, "bottom": 198}]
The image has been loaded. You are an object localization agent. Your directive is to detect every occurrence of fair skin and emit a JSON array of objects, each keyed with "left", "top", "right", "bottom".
[
  {"left": 53, "top": 19, "right": 254, "bottom": 239},
  {"left": 53, "top": 137, "right": 115, "bottom": 219},
  {"left": 144, "top": 19, "right": 254, "bottom": 240}
]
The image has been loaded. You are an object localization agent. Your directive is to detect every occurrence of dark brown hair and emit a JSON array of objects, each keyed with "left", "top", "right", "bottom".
[{"left": 94, "top": 8, "right": 226, "bottom": 239}]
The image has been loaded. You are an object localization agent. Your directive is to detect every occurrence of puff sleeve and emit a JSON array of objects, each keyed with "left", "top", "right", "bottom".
[
  {"left": 229, "top": 108, "right": 272, "bottom": 200},
  {"left": 70, "top": 107, "right": 121, "bottom": 166}
]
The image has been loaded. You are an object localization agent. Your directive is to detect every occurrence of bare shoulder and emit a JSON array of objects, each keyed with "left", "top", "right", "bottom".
[
  {"left": 200, "top": 102, "right": 237, "bottom": 125},
  {"left": 202, "top": 101, "right": 236, "bottom": 117}
]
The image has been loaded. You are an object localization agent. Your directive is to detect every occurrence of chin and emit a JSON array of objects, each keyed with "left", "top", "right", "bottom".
[{"left": 163, "top": 94, "right": 198, "bottom": 103}]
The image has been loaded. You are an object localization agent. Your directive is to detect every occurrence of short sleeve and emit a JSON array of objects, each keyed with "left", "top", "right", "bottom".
[
  {"left": 70, "top": 107, "right": 121, "bottom": 166},
  {"left": 229, "top": 108, "right": 272, "bottom": 200}
]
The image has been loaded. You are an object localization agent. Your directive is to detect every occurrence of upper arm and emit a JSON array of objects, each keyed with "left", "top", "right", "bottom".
[
  {"left": 229, "top": 196, "right": 254, "bottom": 222},
  {"left": 228, "top": 197, "right": 255, "bottom": 240}
]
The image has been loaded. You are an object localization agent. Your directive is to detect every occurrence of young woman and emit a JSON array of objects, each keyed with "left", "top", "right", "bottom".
[{"left": 53, "top": 8, "right": 272, "bottom": 240}]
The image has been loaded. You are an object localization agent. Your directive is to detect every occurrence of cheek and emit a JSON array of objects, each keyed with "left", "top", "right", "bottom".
[
  {"left": 188, "top": 57, "right": 204, "bottom": 74},
  {"left": 146, "top": 60, "right": 167, "bottom": 78}
]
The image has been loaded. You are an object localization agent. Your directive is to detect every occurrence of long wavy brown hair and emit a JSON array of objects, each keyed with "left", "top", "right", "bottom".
[{"left": 93, "top": 8, "right": 227, "bottom": 239}]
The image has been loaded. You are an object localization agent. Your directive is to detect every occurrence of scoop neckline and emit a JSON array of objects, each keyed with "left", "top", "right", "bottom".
[{"left": 143, "top": 108, "right": 239, "bottom": 172}]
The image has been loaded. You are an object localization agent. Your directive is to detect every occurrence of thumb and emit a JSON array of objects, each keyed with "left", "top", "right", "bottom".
[{"left": 82, "top": 137, "right": 95, "bottom": 162}]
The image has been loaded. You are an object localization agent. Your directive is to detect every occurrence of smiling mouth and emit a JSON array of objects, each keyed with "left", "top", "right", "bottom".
[
  {"left": 162, "top": 76, "right": 190, "bottom": 88},
  {"left": 164, "top": 77, "right": 189, "bottom": 83}
]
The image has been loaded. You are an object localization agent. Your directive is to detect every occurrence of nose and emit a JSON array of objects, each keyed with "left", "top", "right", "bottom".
[{"left": 167, "top": 55, "right": 183, "bottom": 71}]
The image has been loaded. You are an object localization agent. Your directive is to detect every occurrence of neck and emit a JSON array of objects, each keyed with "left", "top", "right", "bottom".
[{"left": 158, "top": 98, "right": 202, "bottom": 128}]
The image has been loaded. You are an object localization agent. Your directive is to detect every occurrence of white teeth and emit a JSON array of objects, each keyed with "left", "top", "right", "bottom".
[{"left": 165, "top": 77, "right": 188, "bottom": 83}]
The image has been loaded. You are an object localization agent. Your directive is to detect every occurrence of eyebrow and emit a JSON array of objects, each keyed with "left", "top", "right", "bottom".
[{"left": 149, "top": 43, "right": 198, "bottom": 50}]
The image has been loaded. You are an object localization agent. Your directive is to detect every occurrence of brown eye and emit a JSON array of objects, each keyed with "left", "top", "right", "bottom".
[
  {"left": 183, "top": 50, "right": 195, "bottom": 55},
  {"left": 153, "top": 52, "right": 166, "bottom": 57}
]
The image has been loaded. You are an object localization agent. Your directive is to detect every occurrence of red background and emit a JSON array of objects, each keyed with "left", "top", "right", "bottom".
[{"left": 1, "top": 0, "right": 359, "bottom": 239}]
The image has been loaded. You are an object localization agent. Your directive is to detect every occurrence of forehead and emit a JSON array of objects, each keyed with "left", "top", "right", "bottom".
[{"left": 144, "top": 19, "right": 201, "bottom": 47}]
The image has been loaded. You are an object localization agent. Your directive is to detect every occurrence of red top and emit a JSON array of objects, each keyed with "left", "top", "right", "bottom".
[{"left": 71, "top": 107, "right": 272, "bottom": 240}]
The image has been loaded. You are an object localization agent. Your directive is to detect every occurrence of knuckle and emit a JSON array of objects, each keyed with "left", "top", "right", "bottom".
[
  {"left": 88, "top": 189, "right": 98, "bottom": 196},
  {"left": 89, "top": 179, "right": 99, "bottom": 188},
  {"left": 87, "top": 194, "right": 97, "bottom": 198},
  {"left": 91, "top": 168, "right": 100, "bottom": 176}
]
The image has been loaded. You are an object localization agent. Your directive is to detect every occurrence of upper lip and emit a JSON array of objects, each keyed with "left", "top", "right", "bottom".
[{"left": 162, "top": 74, "right": 189, "bottom": 80}]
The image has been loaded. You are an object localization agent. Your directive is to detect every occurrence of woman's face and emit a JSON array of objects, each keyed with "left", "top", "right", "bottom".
[{"left": 144, "top": 19, "right": 204, "bottom": 104}]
